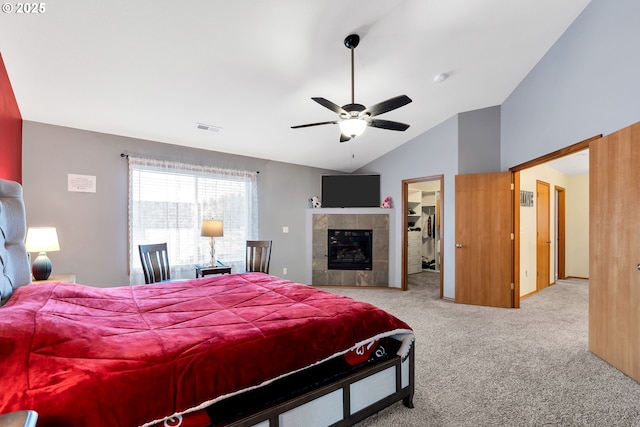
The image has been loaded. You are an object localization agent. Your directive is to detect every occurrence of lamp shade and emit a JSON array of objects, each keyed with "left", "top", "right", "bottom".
[
  {"left": 338, "top": 118, "right": 367, "bottom": 138},
  {"left": 201, "top": 219, "right": 224, "bottom": 237},
  {"left": 25, "top": 227, "right": 60, "bottom": 252}
]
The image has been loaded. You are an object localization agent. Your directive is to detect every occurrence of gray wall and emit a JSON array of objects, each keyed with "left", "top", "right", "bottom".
[
  {"left": 22, "top": 121, "right": 333, "bottom": 287},
  {"left": 358, "top": 115, "right": 459, "bottom": 297},
  {"left": 459, "top": 105, "right": 501, "bottom": 174},
  {"left": 357, "top": 106, "right": 501, "bottom": 298},
  {"left": 501, "top": 0, "right": 640, "bottom": 168}
]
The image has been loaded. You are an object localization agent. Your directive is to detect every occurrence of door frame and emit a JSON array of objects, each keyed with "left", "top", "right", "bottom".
[
  {"left": 509, "top": 134, "right": 600, "bottom": 300},
  {"left": 555, "top": 186, "right": 566, "bottom": 280},
  {"left": 401, "top": 175, "right": 444, "bottom": 295}
]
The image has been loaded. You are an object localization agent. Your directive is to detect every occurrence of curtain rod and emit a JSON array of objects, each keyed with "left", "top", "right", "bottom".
[{"left": 120, "top": 153, "right": 260, "bottom": 173}]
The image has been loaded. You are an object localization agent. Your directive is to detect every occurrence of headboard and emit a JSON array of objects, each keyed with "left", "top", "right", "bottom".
[{"left": 0, "top": 179, "right": 31, "bottom": 305}]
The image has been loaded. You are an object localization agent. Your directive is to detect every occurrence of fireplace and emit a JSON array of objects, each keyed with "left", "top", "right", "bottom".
[
  {"left": 328, "top": 229, "right": 373, "bottom": 271},
  {"left": 309, "top": 211, "right": 390, "bottom": 287}
]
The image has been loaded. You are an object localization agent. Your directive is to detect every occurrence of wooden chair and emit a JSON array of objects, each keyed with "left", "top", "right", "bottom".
[
  {"left": 138, "top": 243, "right": 171, "bottom": 284},
  {"left": 246, "top": 240, "right": 272, "bottom": 274}
]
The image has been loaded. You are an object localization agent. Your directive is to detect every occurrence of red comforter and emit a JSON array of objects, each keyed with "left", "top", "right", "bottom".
[{"left": 0, "top": 273, "right": 412, "bottom": 427}]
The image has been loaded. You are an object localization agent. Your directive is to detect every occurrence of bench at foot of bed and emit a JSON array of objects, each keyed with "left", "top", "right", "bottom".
[{"left": 219, "top": 343, "right": 415, "bottom": 427}]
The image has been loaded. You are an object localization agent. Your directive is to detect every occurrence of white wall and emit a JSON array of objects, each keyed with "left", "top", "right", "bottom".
[{"left": 565, "top": 173, "right": 589, "bottom": 278}]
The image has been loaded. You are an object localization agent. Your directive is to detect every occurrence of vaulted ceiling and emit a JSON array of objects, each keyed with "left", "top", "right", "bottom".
[{"left": 0, "top": 0, "right": 591, "bottom": 172}]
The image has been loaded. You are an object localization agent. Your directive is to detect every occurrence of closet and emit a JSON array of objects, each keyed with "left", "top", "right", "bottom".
[
  {"left": 407, "top": 189, "right": 422, "bottom": 274},
  {"left": 407, "top": 183, "right": 441, "bottom": 274},
  {"left": 421, "top": 190, "right": 440, "bottom": 272}
]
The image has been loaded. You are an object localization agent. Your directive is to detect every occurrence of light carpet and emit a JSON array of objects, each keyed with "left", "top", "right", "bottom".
[{"left": 322, "top": 272, "right": 640, "bottom": 426}]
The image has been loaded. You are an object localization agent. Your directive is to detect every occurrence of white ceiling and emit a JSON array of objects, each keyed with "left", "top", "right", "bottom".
[
  {"left": 0, "top": 0, "right": 591, "bottom": 172},
  {"left": 545, "top": 150, "right": 589, "bottom": 176}
]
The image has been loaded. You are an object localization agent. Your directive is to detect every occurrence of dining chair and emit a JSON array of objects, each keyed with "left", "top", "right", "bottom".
[
  {"left": 245, "top": 240, "right": 272, "bottom": 274},
  {"left": 138, "top": 243, "right": 171, "bottom": 284}
]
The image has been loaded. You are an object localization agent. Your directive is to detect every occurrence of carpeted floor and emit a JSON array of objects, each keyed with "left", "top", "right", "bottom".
[{"left": 323, "top": 273, "right": 640, "bottom": 426}]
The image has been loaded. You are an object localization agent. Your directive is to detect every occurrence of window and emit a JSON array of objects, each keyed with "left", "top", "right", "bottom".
[{"left": 128, "top": 156, "right": 258, "bottom": 284}]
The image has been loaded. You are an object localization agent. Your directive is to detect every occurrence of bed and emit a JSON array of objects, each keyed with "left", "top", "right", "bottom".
[{"left": 0, "top": 178, "right": 414, "bottom": 427}]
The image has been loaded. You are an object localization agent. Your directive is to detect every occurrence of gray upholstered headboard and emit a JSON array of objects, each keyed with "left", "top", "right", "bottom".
[{"left": 0, "top": 179, "right": 31, "bottom": 305}]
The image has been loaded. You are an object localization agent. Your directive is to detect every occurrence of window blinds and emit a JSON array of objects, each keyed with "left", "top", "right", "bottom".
[{"left": 128, "top": 156, "right": 258, "bottom": 284}]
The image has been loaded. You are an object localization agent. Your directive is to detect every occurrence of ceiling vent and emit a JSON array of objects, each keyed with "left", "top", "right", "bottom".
[{"left": 196, "top": 123, "right": 222, "bottom": 133}]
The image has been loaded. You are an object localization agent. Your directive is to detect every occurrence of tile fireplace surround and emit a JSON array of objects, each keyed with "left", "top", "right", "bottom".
[{"left": 306, "top": 208, "right": 393, "bottom": 287}]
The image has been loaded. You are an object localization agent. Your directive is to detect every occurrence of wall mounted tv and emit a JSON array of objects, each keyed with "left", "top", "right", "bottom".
[{"left": 321, "top": 174, "right": 381, "bottom": 208}]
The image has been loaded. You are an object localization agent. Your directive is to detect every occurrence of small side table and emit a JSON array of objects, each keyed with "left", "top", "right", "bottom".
[
  {"left": 195, "top": 265, "right": 231, "bottom": 278},
  {"left": 32, "top": 273, "right": 76, "bottom": 284}
]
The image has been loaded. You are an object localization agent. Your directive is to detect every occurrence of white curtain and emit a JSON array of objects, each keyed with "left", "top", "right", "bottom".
[{"left": 128, "top": 156, "right": 258, "bottom": 284}]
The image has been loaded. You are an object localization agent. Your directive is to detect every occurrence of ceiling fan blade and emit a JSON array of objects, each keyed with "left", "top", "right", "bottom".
[
  {"left": 291, "top": 120, "right": 337, "bottom": 129},
  {"left": 368, "top": 118, "right": 410, "bottom": 131},
  {"left": 339, "top": 133, "right": 352, "bottom": 143},
  {"left": 312, "top": 97, "right": 348, "bottom": 115},
  {"left": 364, "top": 95, "right": 412, "bottom": 117}
]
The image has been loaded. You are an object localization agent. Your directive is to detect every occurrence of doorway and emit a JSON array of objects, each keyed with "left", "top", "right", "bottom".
[
  {"left": 402, "top": 175, "right": 444, "bottom": 295},
  {"left": 510, "top": 135, "right": 597, "bottom": 300}
]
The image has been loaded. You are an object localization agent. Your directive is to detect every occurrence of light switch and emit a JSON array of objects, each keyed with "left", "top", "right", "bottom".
[{"left": 282, "top": 226, "right": 289, "bottom": 233}]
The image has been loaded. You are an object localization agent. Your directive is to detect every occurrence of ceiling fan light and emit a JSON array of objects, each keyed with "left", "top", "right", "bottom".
[{"left": 339, "top": 118, "right": 367, "bottom": 138}]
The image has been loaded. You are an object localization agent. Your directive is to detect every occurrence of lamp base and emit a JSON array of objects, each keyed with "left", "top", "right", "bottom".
[
  {"left": 32, "top": 252, "right": 52, "bottom": 281},
  {"left": 210, "top": 237, "right": 217, "bottom": 267}
]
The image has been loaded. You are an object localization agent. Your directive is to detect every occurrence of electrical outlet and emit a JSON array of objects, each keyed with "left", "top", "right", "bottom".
[{"left": 283, "top": 267, "right": 288, "bottom": 275}]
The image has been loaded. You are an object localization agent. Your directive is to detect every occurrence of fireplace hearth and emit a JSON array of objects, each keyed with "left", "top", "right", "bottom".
[{"left": 328, "top": 229, "right": 373, "bottom": 270}]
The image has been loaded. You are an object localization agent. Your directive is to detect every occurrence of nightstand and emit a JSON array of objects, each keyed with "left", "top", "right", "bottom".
[
  {"left": 32, "top": 273, "right": 76, "bottom": 284},
  {"left": 195, "top": 265, "right": 231, "bottom": 278}
]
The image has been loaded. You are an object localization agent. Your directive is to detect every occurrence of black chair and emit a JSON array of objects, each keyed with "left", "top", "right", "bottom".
[
  {"left": 245, "top": 240, "right": 272, "bottom": 274},
  {"left": 138, "top": 243, "right": 171, "bottom": 284}
]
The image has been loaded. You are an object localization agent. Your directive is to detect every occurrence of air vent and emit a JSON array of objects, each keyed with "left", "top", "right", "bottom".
[{"left": 196, "top": 123, "right": 222, "bottom": 133}]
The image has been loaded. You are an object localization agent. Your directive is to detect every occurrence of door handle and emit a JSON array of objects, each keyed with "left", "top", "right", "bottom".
[
  {"left": 455, "top": 243, "right": 463, "bottom": 248},
  {"left": 546, "top": 241, "right": 551, "bottom": 244},
  {"left": 637, "top": 264, "right": 640, "bottom": 271}
]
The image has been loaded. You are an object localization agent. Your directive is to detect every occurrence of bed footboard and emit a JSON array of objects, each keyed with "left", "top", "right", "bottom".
[{"left": 224, "top": 342, "right": 415, "bottom": 427}]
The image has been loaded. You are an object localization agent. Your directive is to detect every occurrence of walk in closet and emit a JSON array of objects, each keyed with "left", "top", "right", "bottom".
[{"left": 407, "top": 183, "right": 441, "bottom": 274}]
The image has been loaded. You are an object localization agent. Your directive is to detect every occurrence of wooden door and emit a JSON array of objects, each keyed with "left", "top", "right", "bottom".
[
  {"left": 589, "top": 122, "right": 640, "bottom": 382},
  {"left": 455, "top": 172, "right": 514, "bottom": 307},
  {"left": 536, "top": 181, "right": 551, "bottom": 290}
]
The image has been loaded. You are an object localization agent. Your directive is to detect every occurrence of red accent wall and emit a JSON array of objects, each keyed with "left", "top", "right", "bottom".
[{"left": 0, "top": 52, "right": 22, "bottom": 183}]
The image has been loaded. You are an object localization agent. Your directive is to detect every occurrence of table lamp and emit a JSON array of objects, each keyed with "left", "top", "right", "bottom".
[
  {"left": 201, "top": 219, "right": 223, "bottom": 267},
  {"left": 25, "top": 227, "right": 60, "bottom": 280}
]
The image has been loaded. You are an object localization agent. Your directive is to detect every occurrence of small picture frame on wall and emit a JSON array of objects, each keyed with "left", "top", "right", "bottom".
[{"left": 520, "top": 190, "right": 534, "bottom": 207}]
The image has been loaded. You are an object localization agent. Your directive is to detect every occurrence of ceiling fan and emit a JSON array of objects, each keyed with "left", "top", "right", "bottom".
[{"left": 292, "top": 34, "right": 412, "bottom": 142}]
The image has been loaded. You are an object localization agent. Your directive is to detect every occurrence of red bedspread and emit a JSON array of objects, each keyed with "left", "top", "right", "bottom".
[{"left": 0, "top": 273, "right": 412, "bottom": 427}]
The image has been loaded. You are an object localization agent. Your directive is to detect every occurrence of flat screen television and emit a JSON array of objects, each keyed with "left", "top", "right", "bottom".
[{"left": 321, "top": 174, "right": 380, "bottom": 208}]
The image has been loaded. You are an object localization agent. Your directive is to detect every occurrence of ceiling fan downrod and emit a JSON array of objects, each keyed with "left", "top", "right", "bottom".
[{"left": 344, "top": 34, "right": 360, "bottom": 105}]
